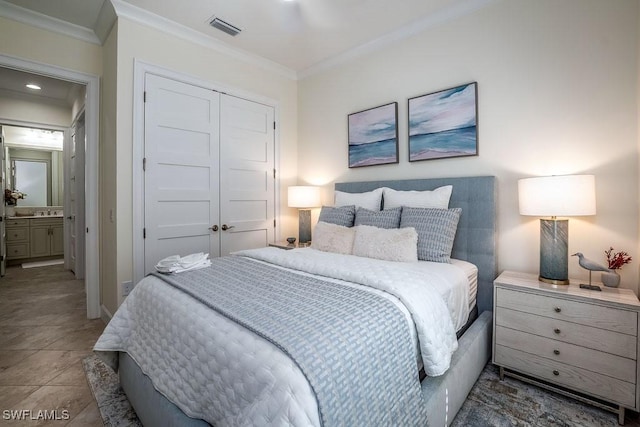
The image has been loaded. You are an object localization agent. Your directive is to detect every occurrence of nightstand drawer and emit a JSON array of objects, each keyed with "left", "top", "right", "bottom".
[
  {"left": 6, "top": 227, "right": 28, "bottom": 242},
  {"left": 496, "top": 287, "right": 637, "bottom": 336},
  {"left": 496, "top": 308, "right": 636, "bottom": 359},
  {"left": 495, "top": 326, "right": 635, "bottom": 382},
  {"left": 496, "top": 345, "right": 636, "bottom": 407}
]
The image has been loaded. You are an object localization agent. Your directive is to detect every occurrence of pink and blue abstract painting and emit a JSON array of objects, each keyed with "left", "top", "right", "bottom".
[
  {"left": 348, "top": 102, "right": 398, "bottom": 168},
  {"left": 408, "top": 82, "right": 478, "bottom": 162}
]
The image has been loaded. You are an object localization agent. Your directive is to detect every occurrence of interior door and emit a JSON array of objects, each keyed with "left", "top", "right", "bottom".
[
  {"left": 219, "top": 95, "right": 276, "bottom": 255},
  {"left": 144, "top": 74, "right": 220, "bottom": 274},
  {"left": 66, "top": 113, "right": 86, "bottom": 279}
]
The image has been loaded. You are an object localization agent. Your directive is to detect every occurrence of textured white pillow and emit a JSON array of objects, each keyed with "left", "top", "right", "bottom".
[
  {"left": 382, "top": 185, "right": 453, "bottom": 209},
  {"left": 312, "top": 221, "right": 356, "bottom": 255},
  {"left": 352, "top": 225, "right": 418, "bottom": 262},
  {"left": 334, "top": 188, "right": 383, "bottom": 211}
]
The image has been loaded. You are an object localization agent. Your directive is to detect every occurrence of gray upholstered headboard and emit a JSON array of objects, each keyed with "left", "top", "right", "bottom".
[{"left": 335, "top": 176, "right": 497, "bottom": 313}]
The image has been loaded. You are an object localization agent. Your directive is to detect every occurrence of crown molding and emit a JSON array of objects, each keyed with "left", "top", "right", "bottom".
[
  {"left": 0, "top": 0, "right": 100, "bottom": 45},
  {"left": 299, "top": 0, "right": 497, "bottom": 80},
  {"left": 110, "top": 0, "right": 297, "bottom": 81}
]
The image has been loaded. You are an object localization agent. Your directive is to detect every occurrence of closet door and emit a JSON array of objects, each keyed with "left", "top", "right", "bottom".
[
  {"left": 143, "top": 74, "right": 220, "bottom": 274},
  {"left": 219, "top": 95, "right": 276, "bottom": 255}
]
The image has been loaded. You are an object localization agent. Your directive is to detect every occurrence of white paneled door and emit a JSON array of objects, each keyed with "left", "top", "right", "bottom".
[
  {"left": 144, "top": 74, "right": 221, "bottom": 275},
  {"left": 66, "top": 112, "right": 86, "bottom": 279},
  {"left": 143, "top": 75, "right": 276, "bottom": 273},
  {"left": 219, "top": 95, "right": 276, "bottom": 255}
]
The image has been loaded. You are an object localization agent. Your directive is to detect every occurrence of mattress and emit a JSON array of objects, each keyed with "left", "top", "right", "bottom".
[{"left": 451, "top": 258, "right": 478, "bottom": 313}]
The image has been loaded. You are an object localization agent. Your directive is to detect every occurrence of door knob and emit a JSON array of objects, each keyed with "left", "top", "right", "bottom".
[
  {"left": 66, "top": 215, "right": 74, "bottom": 220},
  {"left": 209, "top": 225, "right": 219, "bottom": 232},
  {"left": 221, "top": 224, "right": 235, "bottom": 231}
]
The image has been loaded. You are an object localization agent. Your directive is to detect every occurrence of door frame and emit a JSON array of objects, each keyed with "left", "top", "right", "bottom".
[
  {"left": 0, "top": 54, "right": 100, "bottom": 319},
  {"left": 132, "top": 60, "right": 281, "bottom": 285}
]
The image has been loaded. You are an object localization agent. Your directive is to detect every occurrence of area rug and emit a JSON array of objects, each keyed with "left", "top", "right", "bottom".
[
  {"left": 84, "top": 355, "right": 634, "bottom": 427},
  {"left": 82, "top": 355, "right": 142, "bottom": 427},
  {"left": 452, "top": 364, "right": 637, "bottom": 426}
]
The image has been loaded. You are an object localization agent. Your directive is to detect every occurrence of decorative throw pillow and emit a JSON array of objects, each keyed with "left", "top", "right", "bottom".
[
  {"left": 334, "top": 188, "right": 383, "bottom": 211},
  {"left": 354, "top": 207, "right": 402, "bottom": 229},
  {"left": 352, "top": 225, "right": 418, "bottom": 262},
  {"left": 311, "top": 221, "right": 356, "bottom": 255},
  {"left": 382, "top": 185, "right": 453, "bottom": 209},
  {"left": 400, "top": 207, "right": 462, "bottom": 263},
  {"left": 318, "top": 205, "right": 356, "bottom": 227}
]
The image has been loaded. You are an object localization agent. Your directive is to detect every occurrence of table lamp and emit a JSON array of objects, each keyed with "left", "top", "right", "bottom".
[
  {"left": 518, "top": 174, "right": 596, "bottom": 285},
  {"left": 288, "top": 186, "right": 321, "bottom": 245}
]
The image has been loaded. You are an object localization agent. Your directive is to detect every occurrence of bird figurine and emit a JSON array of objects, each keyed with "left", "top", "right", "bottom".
[{"left": 572, "top": 252, "right": 612, "bottom": 286}]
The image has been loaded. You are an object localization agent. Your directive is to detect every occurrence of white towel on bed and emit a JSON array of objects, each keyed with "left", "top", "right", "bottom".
[{"left": 155, "top": 253, "right": 211, "bottom": 273}]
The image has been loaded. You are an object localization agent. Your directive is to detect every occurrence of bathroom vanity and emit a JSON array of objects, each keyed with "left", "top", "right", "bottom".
[{"left": 5, "top": 215, "right": 63, "bottom": 263}]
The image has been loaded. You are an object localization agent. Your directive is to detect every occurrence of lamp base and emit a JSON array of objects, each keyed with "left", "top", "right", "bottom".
[
  {"left": 538, "top": 276, "right": 570, "bottom": 286},
  {"left": 298, "top": 209, "right": 312, "bottom": 244},
  {"left": 539, "top": 218, "right": 569, "bottom": 285}
]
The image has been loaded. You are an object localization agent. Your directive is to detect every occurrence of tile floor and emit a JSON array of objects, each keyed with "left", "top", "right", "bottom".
[{"left": 0, "top": 263, "right": 105, "bottom": 426}]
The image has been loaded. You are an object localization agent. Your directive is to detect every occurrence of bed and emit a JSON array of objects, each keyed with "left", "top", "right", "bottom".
[{"left": 95, "top": 176, "right": 497, "bottom": 426}]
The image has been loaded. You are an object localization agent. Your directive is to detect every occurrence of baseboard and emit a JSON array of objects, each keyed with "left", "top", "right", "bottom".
[{"left": 101, "top": 304, "right": 113, "bottom": 323}]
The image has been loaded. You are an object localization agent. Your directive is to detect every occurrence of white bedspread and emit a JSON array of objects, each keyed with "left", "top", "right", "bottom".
[{"left": 94, "top": 247, "right": 469, "bottom": 426}]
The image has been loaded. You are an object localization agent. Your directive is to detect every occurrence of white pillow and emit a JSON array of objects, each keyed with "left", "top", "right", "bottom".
[
  {"left": 352, "top": 225, "right": 418, "bottom": 262},
  {"left": 335, "top": 188, "right": 383, "bottom": 211},
  {"left": 383, "top": 185, "right": 453, "bottom": 209},
  {"left": 312, "top": 221, "right": 356, "bottom": 255}
]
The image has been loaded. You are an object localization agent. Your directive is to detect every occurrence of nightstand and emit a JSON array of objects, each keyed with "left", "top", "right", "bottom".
[
  {"left": 493, "top": 271, "right": 640, "bottom": 425},
  {"left": 269, "top": 241, "right": 303, "bottom": 250}
]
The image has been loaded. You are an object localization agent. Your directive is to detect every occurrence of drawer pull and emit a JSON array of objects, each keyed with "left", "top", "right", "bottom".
[
  {"left": 553, "top": 349, "right": 560, "bottom": 355},
  {"left": 553, "top": 370, "right": 560, "bottom": 376},
  {"left": 554, "top": 307, "right": 561, "bottom": 313},
  {"left": 553, "top": 328, "right": 561, "bottom": 334}
]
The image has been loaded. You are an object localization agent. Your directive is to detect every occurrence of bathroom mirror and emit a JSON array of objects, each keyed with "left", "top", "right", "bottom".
[
  {"left": 8, "top": 148, "right": 64, "bottom": 207},
  {"left": 12, "top": 159, "right": 48, "bottom": 206}
]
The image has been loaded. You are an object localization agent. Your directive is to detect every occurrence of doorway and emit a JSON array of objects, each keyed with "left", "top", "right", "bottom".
[{"left": 0, "top": 54, "right": 100, "bottom": 319}]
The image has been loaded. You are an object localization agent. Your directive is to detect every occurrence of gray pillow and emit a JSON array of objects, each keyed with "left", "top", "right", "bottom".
[
  {"left": 318, "top": 205, "right": 356, "bottom": 227},
  {"left": 400, "top": 207, "right": 462, "bottom": 263},
  {"left": 354, "top": 207, "right": 402, "bottom": 229}
]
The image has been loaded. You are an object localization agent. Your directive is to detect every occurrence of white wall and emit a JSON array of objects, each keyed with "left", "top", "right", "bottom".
[
  {"left": 0, "top": 97, "right": 71, "bottom": 128},
  {"left": 100, "top": 21, "right": 118, "bottom": 316},
  {"left": 106, "top": 18, "right": 299, "bottom": 310},
  {"left": 0, "top": 17, "right": 102, "bottom": 76},
  {"left": 298, "top": 0, "right": 640, "bottom": 291}
]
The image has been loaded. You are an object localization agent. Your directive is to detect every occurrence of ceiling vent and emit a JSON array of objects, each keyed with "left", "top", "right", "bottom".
[{"left": 209, "top": 17, "right": 242, "bottom": 36}]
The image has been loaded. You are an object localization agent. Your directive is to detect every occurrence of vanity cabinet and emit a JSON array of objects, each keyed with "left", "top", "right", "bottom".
[
  {"left": 5, "top": 218, "right": 30, "bottom": 259},
  {"left": 30, "top": 218, "right": 63, "bottom": 257},
  {"left": 5, "top": 217, "right": 63, "bottom": 262}
]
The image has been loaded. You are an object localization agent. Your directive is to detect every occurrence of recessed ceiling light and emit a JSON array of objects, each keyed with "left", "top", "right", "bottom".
[{"left": 26, "top": 83, "right": 41, "bottom": 90}]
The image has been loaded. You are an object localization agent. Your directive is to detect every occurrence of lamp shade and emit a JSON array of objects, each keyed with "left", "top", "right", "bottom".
[
  {"left": 518, "top": 175, "right": 596, "bottom": 217},
  {"left": 288, "top": 186, "right": 321, "bottom": 208}
]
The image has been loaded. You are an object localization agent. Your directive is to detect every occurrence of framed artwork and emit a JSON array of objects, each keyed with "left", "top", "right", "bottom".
[
  {"left": 348, "top": 102, "right": 399, "bottom": 168},
  {"left": 408, "top": 82, "right": 478, "bottom": 162}
]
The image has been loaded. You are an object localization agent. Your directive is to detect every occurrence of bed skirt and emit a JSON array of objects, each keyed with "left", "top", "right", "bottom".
[{"left": 118, "top": 311, "right": 492, "bottom": 426}]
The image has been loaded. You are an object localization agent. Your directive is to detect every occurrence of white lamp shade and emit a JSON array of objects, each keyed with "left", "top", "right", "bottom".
[
  {"left": 518, "top": 174, "right": 596, "bottom": 217},
  {"left": 288, "top": 186, "right": 321, "bottom": 208}
]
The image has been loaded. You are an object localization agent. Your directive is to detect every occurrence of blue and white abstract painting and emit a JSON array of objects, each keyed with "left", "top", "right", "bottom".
[
  {"left": 348, "top": 102, "right": 398, "bottom": 168},
  {"left": 408, "top": 82, "right": 478, "bottom": 161}
]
